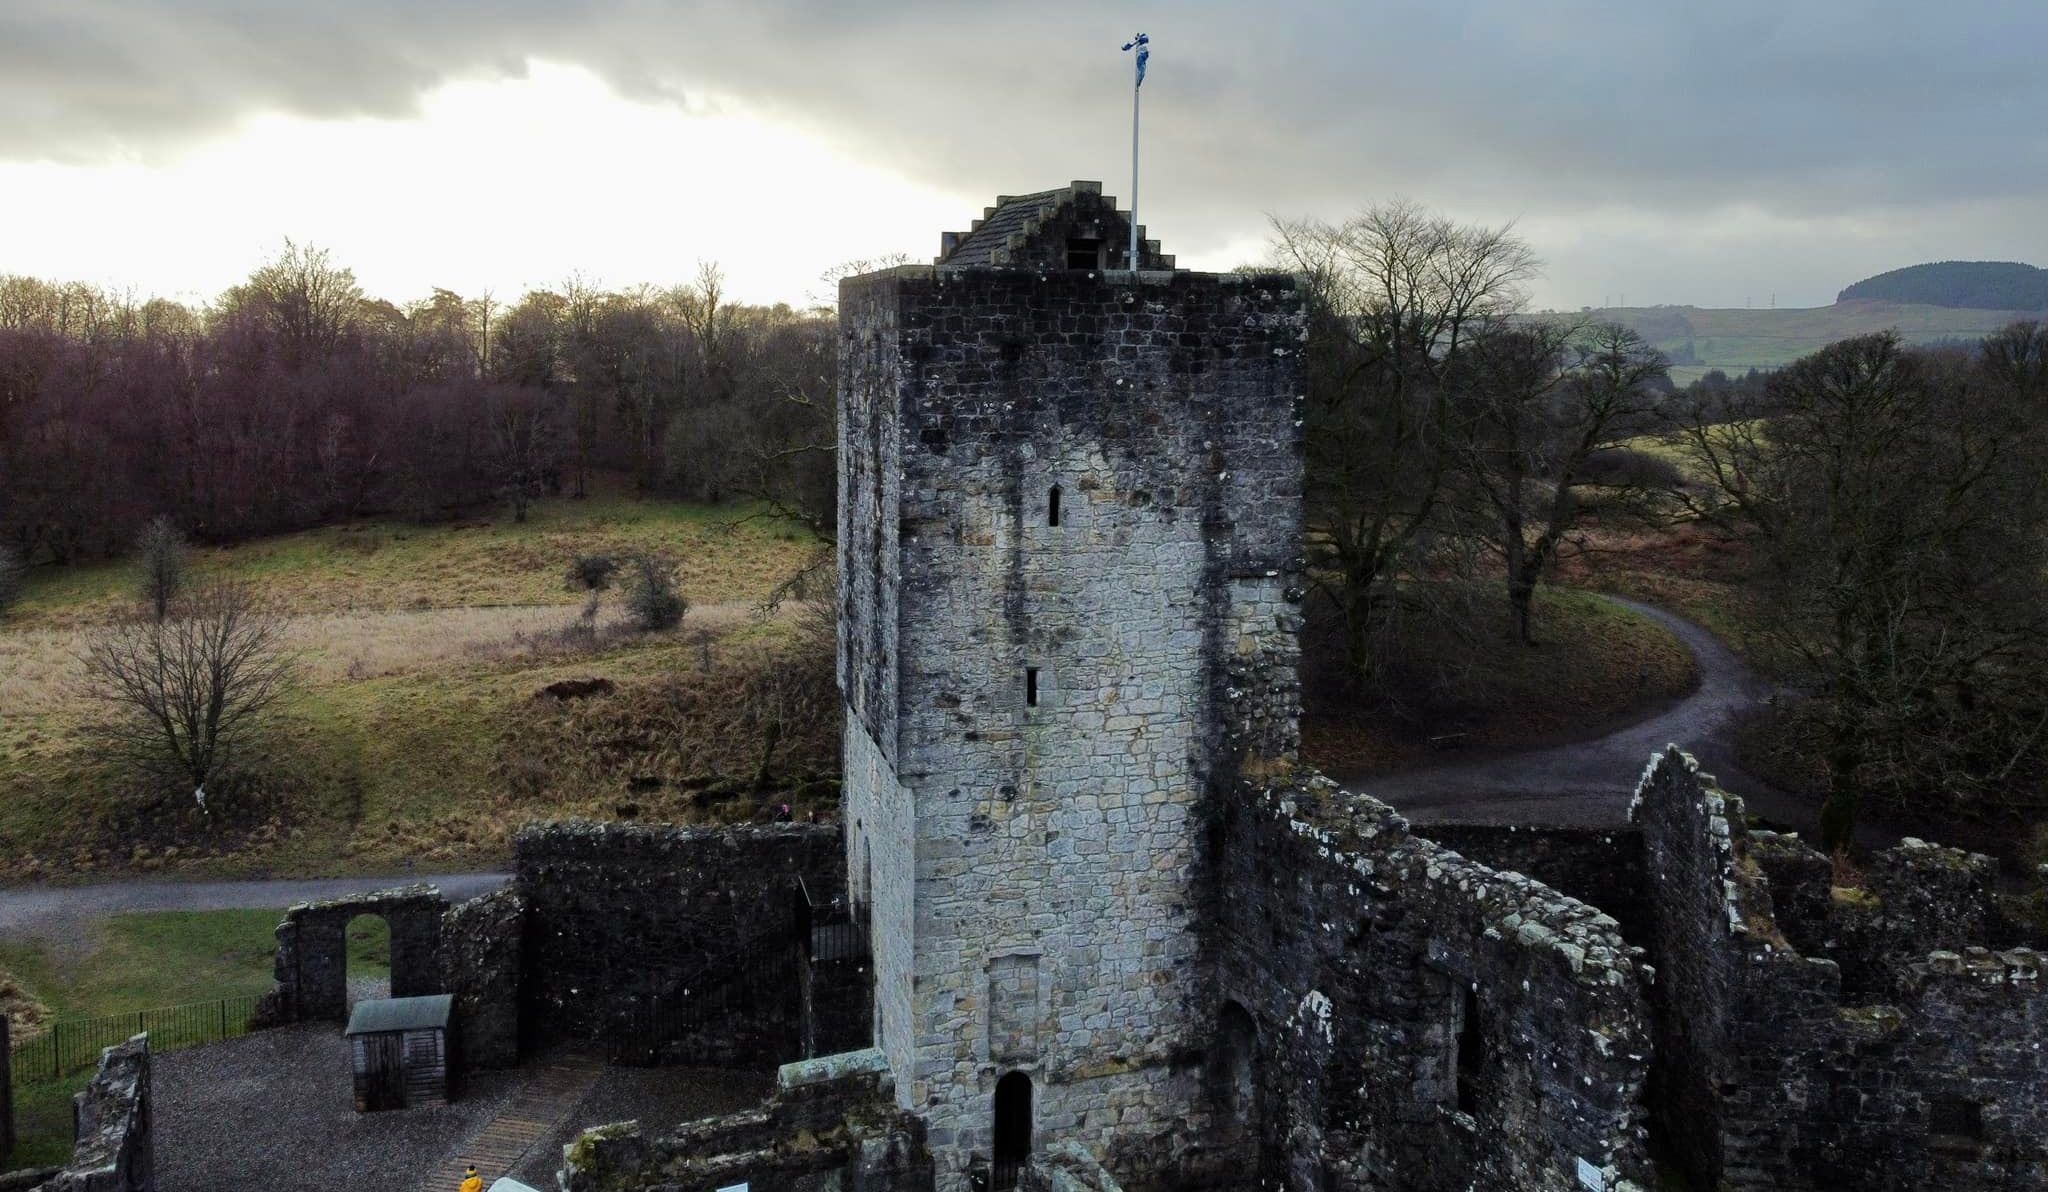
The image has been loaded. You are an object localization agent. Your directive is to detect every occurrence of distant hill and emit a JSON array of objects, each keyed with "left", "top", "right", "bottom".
[
  {"left": 1571, "top": 300, "right": 2042, "bottom": 385},
  {"left": 1837, "top": 261, "right": 2048, "bottom": 311}
]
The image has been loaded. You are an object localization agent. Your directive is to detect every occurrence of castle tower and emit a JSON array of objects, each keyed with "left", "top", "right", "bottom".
[{"left": 838, "top": 182, "right": 1306, "bottom": 1188}]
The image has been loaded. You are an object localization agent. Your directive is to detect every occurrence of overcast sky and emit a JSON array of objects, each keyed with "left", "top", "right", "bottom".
[{"left": 2, "top": 1, "right": 2042, "bottom": 311}]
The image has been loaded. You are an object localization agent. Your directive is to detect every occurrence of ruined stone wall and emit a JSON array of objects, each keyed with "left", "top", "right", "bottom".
[
  {"left": 1633, "top": 748, "right": 2048, "bottom": 1190},
  {"left": 515, "top": 821, "right": 843, "bottom": 1055},
  {"left": 561, "top": 1048, "right": 933, "bottom": 1192},
  {"left": 31, "top": 1036, "right": 152, "bottom": 1192},
  {"left": 1418, "top": 824, "right": 1650, "bottom": 946},
  {"left": 838, "top": 264, "right": 1305, "bottom": 1188},
  {"left": 441, "top": 887, "right": 525, "bottom": 1069},
  {"left": 271, "top": 884, "right": 445, "bottom": 1022},
  {"left": 1213, "top": 775, "right": 1652, "bottom": 1192}
]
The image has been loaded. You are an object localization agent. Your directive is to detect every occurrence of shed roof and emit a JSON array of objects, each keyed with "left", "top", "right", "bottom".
[{"left": 345, "top": 994, "right": 452, "bottom": 1035}]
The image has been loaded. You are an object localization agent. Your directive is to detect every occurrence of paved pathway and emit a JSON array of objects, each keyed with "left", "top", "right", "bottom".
[
  {"left": 1326, "top": 596, "right": 1886, "bottom": 845},
  {"left": 0, "top": 872, "right": 510, "bottom": 941}
]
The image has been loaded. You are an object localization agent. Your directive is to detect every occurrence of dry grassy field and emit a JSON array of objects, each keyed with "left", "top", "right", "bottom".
[{"left": 0, "top": 481, "right": 833, "bottom": 883}]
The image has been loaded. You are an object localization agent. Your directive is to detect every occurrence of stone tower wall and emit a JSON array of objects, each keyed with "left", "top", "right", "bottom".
[{"left": 839, "top": 265, "right": 1304, "bottom": 1188}]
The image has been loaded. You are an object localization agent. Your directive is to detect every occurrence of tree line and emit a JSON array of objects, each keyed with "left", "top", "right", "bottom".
[
  {"left": 0, "top": 242, "right": 836, "bottom": 565},
  {"left": 1286, "top": 202, "right": 2048, "bottom": 848}
]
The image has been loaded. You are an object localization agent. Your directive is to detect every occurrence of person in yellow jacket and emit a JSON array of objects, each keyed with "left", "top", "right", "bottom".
[{"left": 459, "top": 1165, "right": 484, "bottom": 1192}]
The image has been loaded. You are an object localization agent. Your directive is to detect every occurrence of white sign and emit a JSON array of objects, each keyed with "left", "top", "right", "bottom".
[
  {"left": 717, "top": 1185, "right": 751, "bottom": 1192},
  {"left": 1575, "top": 1157, "right": 1605, "bottom": 1190}
]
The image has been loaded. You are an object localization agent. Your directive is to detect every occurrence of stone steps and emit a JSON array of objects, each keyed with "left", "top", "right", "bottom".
[{"left": 433, "top": 1050, "right": 604, "bottom": 1188}]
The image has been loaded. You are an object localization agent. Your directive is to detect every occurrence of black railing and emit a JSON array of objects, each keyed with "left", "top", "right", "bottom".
[
  {"left": 8, "top": 994, "right": 267, "bottom": 1086},
  {"left": 797, "top": 876, "right": 871, "bottom": 965}
]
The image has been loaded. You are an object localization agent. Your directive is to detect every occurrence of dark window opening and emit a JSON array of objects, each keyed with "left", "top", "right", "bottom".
[
  {"left": 1930, "top": 1097, "right": 1984, "bottom": 1140},
  {"left": 1025, "top": 667, "right": 1039, "bottom": 707},
  {"left": 1213, "top": 1000, "right": 1258, "bottom": 1133},
  {"left": 993, "top": 1071, "right": 1033, "bottom": 1189},
  {"left": 1455, "top": 986, "right": 1485, "bottom": 1115},
  {"left": 1066, "top": 238, "right": 1103, "bottom": 270},
  {"left": 1048, "top": 485, "right": 1062, "bottom": 527}
]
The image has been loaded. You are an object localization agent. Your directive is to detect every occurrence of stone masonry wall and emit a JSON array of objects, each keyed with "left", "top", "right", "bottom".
[
  {"left": 1633, "top": 747, "right": 2048, "bottom": 1190},
  {"left": 561, "top": 1048, "right": 933, "bottom": 1192},
  {"left": 441, "top": 886, "right": 526, "bottom": 1069},
  {"left": 1419, "top": 825, "right": 1650, "bottom": 947},
  {"left": 32, "top": 1035, "right": 152, "bottom": 1192},
  {"left": 271, "top": 884, "right": 445, "bottom": 1022},
  {"left": 838, "top": 264, "right": 1305, "bottom": 1189},
  {"left": 516, "top": 821, "right": 843, "bottom": 1057},
  {"left": 1213, "top": 774, "right": 1653, "bottom": 1192}
]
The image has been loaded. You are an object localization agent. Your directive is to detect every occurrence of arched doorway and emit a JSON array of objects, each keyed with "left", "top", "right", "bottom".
[
  {"left": 345, "top": 913, "right": 391, "bottom": 1009},
  {"left": 992, "top": 1070, "right": 1033, "bottom": 1187}
]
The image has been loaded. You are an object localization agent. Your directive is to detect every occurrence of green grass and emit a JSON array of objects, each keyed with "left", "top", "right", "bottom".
[
  {"left": 2, "top": 908, "right": 295, "bottom": 1167},
  {"left": 0, "top": 910, "right": 284, "bottom": 1018},
  {"left": 1580, "top": 300, "right": 2041, "bottom": 384}
]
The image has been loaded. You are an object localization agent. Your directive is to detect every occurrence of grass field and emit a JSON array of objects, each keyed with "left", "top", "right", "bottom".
[
  {"left": 2, "top": 908, "right": 311, "bottom": 1166},
  {"left": 1581, "top": 300, "right": 2043, "bottom": 385},
  {"left": 0, "top": 480, "right": 828, "bottom": 883}
]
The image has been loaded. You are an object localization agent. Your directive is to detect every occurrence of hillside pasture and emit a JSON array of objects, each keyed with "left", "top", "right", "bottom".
[
  {"left": 0, "top": 484, "right": 830, "bottom": 883},
  {"left": 1573, "top": 300, "right": 2045, "bottom": 384}
]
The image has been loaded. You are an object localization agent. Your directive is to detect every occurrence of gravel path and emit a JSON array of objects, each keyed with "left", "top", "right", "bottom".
[
  {"left": 155, "top": 1023, "right": 527, "bottom": 1192},
  {"left": 150, "top": 1023, "right": 772, "bottom": 1192},
  {"left": 1325, "top": 596, "right": 1890, "bottom": 846},
  {"left": 0, "top": 872, "right": 510, "bottom": 943}
]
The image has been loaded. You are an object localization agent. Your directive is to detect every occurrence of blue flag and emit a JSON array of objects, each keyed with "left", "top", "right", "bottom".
[{"left": 1122, "top": 32, "right": 1149, "bottom": 87}]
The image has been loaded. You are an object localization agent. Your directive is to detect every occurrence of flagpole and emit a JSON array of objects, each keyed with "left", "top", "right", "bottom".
[
  {"left": 1130, "top": 59, "right": 1140, "bottom": 271},
  {"left": 1122, "top": 32, "right": 1147, "bottom": 271}
]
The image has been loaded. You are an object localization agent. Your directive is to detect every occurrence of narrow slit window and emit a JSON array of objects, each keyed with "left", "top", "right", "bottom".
[
  {"left": 1025, "top": 667, "right": 1040, "bottom": 707},
  {"left": 1048, "top": 485, "right": 1062, "bottom": 527},
  {"left": 1455, "top": 986, "right": 1485, "bottom": 1114},
  {"left": 1066, "top": 238, "right": 1103, "bottom": 270}
]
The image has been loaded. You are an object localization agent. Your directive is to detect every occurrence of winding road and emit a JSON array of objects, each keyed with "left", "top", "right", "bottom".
[
  {"left": 0, "top": 596, "right": 1846, "bottom": 941},
  {"left": 1327, "top": 596, "right": 1853, "bottom": 839}
]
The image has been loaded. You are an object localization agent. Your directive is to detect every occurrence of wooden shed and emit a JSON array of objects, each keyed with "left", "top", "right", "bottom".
[{"left": 345, "top": 994, "right": 452, "bottom": 1111}]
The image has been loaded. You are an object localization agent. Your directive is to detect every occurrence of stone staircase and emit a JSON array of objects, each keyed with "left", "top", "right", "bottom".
[{"left": 436, "top": 1049, "right": 604, "bottom": 1187}]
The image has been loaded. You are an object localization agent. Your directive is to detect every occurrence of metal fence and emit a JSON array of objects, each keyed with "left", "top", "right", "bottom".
[{"left": 8, "top": 994, "right": 267, "bottom": 1086}]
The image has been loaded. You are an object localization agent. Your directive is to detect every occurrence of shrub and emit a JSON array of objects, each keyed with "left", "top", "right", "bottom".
[
  {"left": 565, "top": 552, "right": 621, "bottom": 632},
  {"left": 565, "top": 553, "right": 619, "bottom": 594},
  {"left": 622, "top": 553, "right": 688, "bottom": 632}
]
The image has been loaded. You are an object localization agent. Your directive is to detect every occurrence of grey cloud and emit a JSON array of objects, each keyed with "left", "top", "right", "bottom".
[{"left": 4, "top": 1, "right": 2043, "bottom": 293}]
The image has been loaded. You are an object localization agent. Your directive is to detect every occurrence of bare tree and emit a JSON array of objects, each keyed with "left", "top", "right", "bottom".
[
  {"left": 484, "top": 385, "right": 558, "bottom": 523},
  {"left": 227, "top": 239, "right": 365, "bottom": 367},
  {"left": 135, "top": 514, "right": 188, "bottom": 621},
  {"left": 0, "top": 541, "right": 22, "bottom": 615},
  {"left": 1448, "top": 321, "right": 1672, "bottom": 642},
  {"left": 1272, "top": 201, "right": 1540, "bottom": 687},
  {"left": 1680, "top": 330, "right": 2048, "bottom": 848},
  {"left": 79, "top": 581, "right": 297, "bottom": 803}
]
